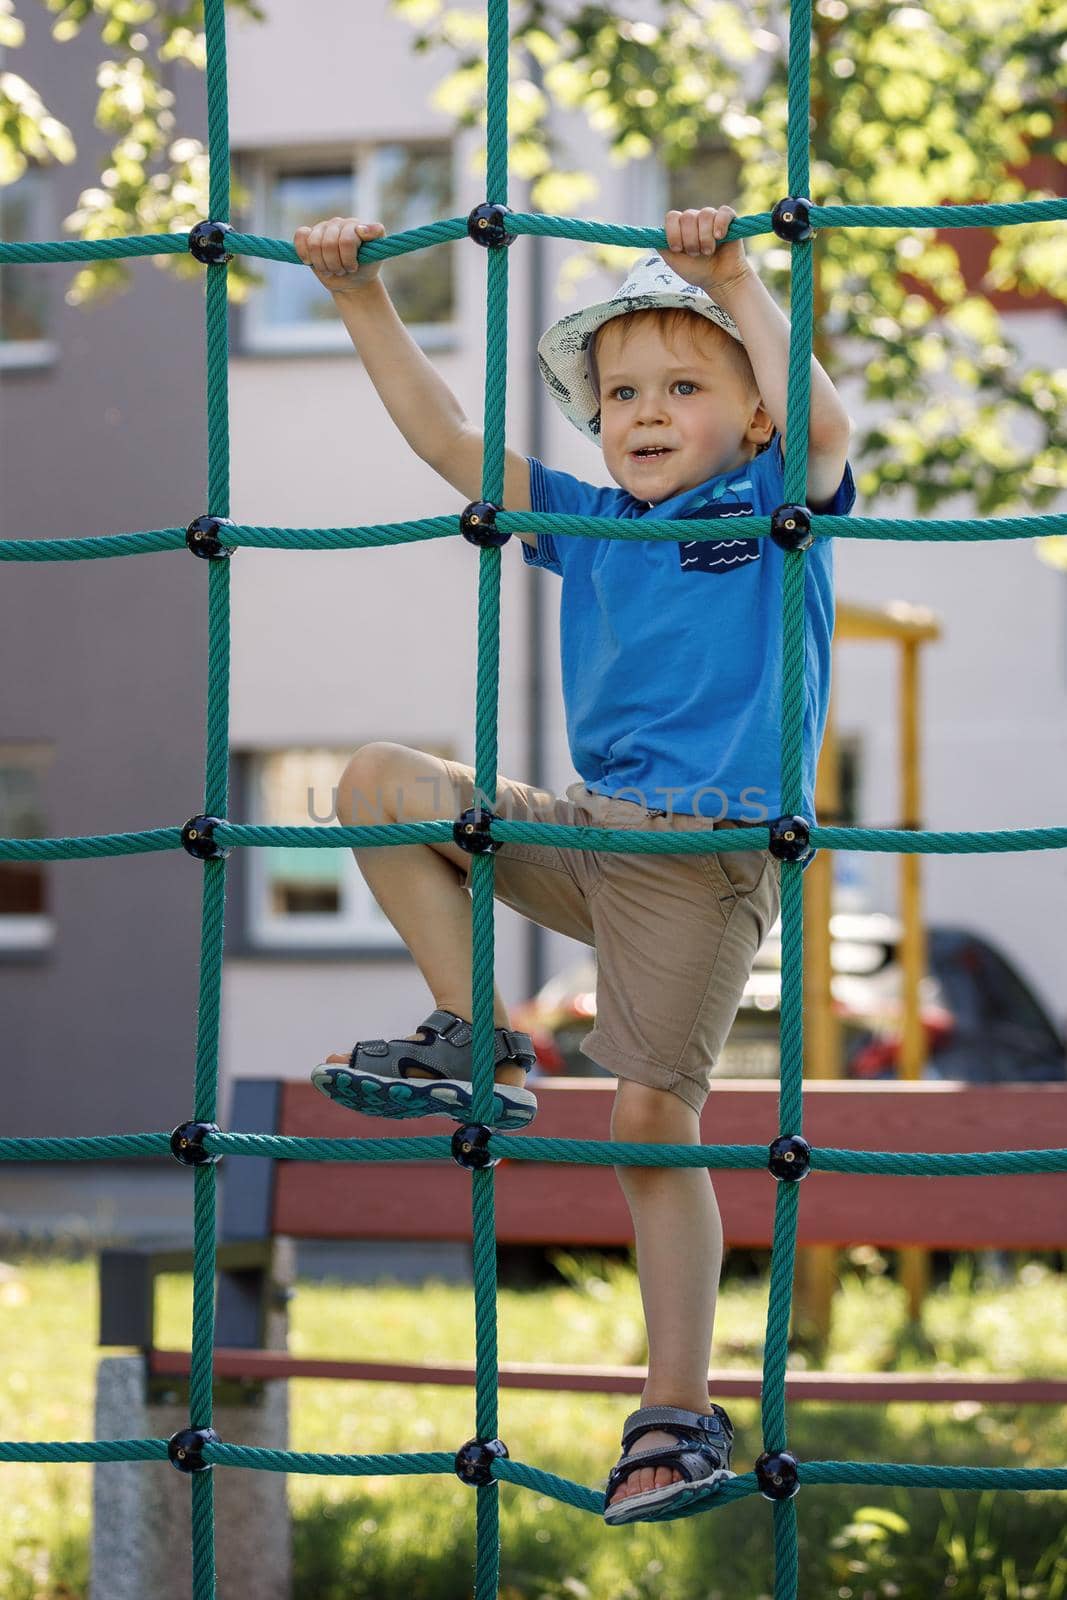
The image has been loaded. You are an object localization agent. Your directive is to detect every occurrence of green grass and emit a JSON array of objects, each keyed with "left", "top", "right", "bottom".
[{"left": 1, "top": 1246, "right": 1065, "bottom": 1598}]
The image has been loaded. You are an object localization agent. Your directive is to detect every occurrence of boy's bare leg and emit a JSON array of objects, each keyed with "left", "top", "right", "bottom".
[
  {"left": 322, "top": 742, "right": 527, "bottom": 1084},
  {"left": 608, "top": 1080, "right": 723, "bottom": 1506}
]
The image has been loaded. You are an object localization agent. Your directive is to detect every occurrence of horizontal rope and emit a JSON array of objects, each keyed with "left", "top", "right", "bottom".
[
  {"left": 1, "top": 1439, "right": 1061, "bottom": 1500},
  {"left": 2, "top": 192, "right": 1064, "bottom": 271},
  {"left": 0, "top": 1440, "right": 168, "bottom": 1464},
  {"left": 2, "top": 509, "right": 1064, "bottom": 563},
  {"left": 2, "top": 1131, "right": 1063, "bottom": 1176},
  {"left": 0, "top": 1134, "right": 170, "bottom": 1161},
  {"left": 3, "top": 820, "right": 1066, "bottom": 863}
]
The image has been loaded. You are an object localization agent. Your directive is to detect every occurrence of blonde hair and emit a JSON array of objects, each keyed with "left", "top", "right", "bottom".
[{"left": 589, "top": 305, "right": 763, "bottom": 419}]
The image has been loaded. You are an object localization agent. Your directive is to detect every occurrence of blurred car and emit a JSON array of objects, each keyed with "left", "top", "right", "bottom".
[{"left": 511, "top": 916, "right": 1066, "bottom": 1085}]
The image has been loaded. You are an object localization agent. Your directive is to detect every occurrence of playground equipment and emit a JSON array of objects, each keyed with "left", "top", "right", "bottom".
[{"left": 2, "top": 0, "right": 1066, "bottom": 1595}]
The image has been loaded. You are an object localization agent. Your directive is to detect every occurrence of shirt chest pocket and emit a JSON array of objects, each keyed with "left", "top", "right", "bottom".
[
  {"left": 678, "top": 535, "right": 761, "bottom": 574},
  {"left": 677, "top": 500, "right": 760, "bottom": 575}
]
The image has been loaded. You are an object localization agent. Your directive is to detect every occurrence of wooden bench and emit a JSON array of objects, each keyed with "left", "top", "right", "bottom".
[{"left": 99, "top": 1078, "right": 1067, "bottom": 1405}]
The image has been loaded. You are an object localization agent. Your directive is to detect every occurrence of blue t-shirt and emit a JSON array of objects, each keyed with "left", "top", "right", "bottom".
[{"left": 520, "top": 432, "right": 857, "bottom": 829}]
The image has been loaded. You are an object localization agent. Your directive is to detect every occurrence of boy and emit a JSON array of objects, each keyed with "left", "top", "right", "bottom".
[{"left": 293, "top": 206, "right": 856, "bottom": 1523}]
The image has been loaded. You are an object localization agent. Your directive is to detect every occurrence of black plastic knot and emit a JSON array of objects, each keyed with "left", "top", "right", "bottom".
[
  {"left": 186, "top": 516, "right": 236, "bottom": 560},
  {"left": 768, "top": 1134, "right": 811, "bottom": 1182},
  {"left": 768, "top": 816, "right": 812, "bottom": 863},
  {"left": 769, "top": 504, "right": 813, "bottom": 552},
  {"left": 180, "top": 815, "right": 231, "bottom": 861},
  {"left": 466, "top": 203, "right": 516, "bottom": 249},
  {"left": 187, "top": 220, "right": 235, "bottom": 265},
  {"left": 453, "top": 806, "right": 500, "bottom": 856},
  {"left": 451, "top": 1124, "right": 499, "bottom": 1170},
  {"left": 170, "top": 1121, "right": 222, "bottom": 1166},
  {"left": 454, "top": 1435, "right": 509, "bottom": 1486},
  {"left": 168, "top": 1426, "right": 221, "bottom": 1473},
  {"left": 460, "top": 500, "right": 510, "bottom": 548},
  {"left": 770, "top": 198, "right": 814, "bottom": 243},
  {"left": 755, "top": 1450, "right": 800, "bottom": 1501}
]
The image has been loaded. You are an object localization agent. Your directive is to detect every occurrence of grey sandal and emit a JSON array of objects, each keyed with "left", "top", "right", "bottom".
[
  {"left": 602, "top": 1403, "right": 735, "bottom": 1525},
  {"left": 311, "top": 1007, "right": 539, "bottom": 1131}
]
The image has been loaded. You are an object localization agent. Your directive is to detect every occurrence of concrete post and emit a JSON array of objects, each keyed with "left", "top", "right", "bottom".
[{"left": 91, "top": 1239, "right": 295, "bottom": 1600}]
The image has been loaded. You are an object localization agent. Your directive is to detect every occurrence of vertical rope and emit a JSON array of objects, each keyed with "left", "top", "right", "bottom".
[
  {"left": 763, "top": 0, "right": 815, "bottom": 1592},
  {"left": 189, "top": 2, "right": 233, "bottom": 1592},
  {"left": 469, "top": 1, "right": 511, "bottom": 1592}
]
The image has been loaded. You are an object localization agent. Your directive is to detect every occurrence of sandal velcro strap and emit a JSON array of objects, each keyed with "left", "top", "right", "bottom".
[
  {"left": 497, "top": 1027, "right": 537, "bottom": 1068},
  {"left": 424, "top": 1009, "right": 473, "bottom": 1046},
  {"left": 620, "top": 1403, "right": 733, "bottom": 1455},
  {"left": 605, "top": 1438, "right": 724, "bottom": 1500},
  {"left": 353, "top": 1039, "right": 390, "bottom": 1058}
]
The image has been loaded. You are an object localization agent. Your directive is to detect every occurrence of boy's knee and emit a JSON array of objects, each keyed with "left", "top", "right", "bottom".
[
  {"left": 343, "top": 740, "right": 408, "bottom": 783},
  {"left": 337, "top": 742, "right": 409, "bottom": 825},
  {"left": 611, "top": 1077, "right": 699, "bottom": 1144}
]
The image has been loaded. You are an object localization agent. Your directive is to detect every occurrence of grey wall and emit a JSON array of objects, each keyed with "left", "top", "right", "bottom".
[{"left": 2, "top": 5, "right": 221, "bottom": 1138}]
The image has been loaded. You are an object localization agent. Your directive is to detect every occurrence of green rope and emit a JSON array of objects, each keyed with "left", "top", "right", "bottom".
[
  {"left": 2, "top": 1129, "right": 1065, "bottom": 1176},
  {"left": 1, "top": 0, "right": 1065, "bottom": 1594},
  {"left": 2, "top": 508, "right": 1063, "bottom": 564},
  {"left": 4, "top": 819, "right": 1067, "bottom": 863}
]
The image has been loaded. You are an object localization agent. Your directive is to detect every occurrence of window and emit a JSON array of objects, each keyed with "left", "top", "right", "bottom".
[
  {"left": 0, "top": 742, "right": 55, "bottom": 950},
  {"left": 237, "top": 143, "right": 456, "bottom": 354},
  {"left": 836, "top": 733, "right": 862, "bottom": 826},
  {"left": 0, "top": 169, "right": 56, "bottom": 369},
  {"left": 244, "top": 743, "right": 454, "bottom": 950}
]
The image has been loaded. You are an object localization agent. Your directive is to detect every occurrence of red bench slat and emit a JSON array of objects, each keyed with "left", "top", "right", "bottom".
[
  {"left": 272, "top": 1080, "right": 1067, "bottom": 1250},
  {"left": 150, "top": 1349, "right": 1067, "bottom": 1406}
]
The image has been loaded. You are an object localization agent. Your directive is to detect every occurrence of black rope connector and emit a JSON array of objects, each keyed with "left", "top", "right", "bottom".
[
  {"left": 770, "top": 198, "right": 814, "bottom": 243},
  {"left": 187, "top": 220, "right": 235, "bottom": 265},
  {"left": 168, "top": 1426, "right": 221, "bottom": 1473},
  {"left": 454, "top": 1435, "right": 509, "bottom": 1486},
  {"left": 453, "top": 806, "right": 500, "bottom": 856},
  {"left": 451, "top": 1124, "right": 499, "bottom": 1170},
  {"left": 755, "top": 1449, "right": 800, "bottom": 1501},
  {"left": 170, "top": 1121, "right": 222, "bottom": 1166},
  {"left": 466, "top": 203, "right": 516, "bottom": 250},
  {"left": 768, "top": 1134, "right": 811, "bottom": 1182},
  {"left": 769, "top": 504, "right": 813, "bottom": 552},
  {"left": 181, "top": 815, "right": 231, "bottom": 861},
  {"left": 460, "top": 500, "right": 510, "bottom": 548},
  {"left": 186, "top": 515, "right": 236, "bottom": 560},
  {"left": 768, "top": 816, "right": 812, "bottom": 863}
]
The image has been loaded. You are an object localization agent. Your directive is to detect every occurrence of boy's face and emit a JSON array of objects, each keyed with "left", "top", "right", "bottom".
[{"left": 594, "top": 318, "right": 772, "bottom": 502}]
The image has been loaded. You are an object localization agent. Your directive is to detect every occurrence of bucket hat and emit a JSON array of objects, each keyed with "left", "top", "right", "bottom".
[{"left": 536, "top": 249, "right": 746, "bottom": 447}]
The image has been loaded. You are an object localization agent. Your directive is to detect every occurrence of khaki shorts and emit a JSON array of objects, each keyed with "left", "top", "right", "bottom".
[{"left": 441, "top": 761, "right": 781, "bottom": 1114}]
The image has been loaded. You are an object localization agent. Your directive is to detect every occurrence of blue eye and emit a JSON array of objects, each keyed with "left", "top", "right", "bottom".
[{"left": 610, "top": 381, "right": 698, "bottom": 399}]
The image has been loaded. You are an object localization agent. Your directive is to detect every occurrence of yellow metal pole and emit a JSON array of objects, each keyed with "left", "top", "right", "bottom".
[
  {"left": 897, "top": 636, "right": 931, "bottom": 1320},
  {"left": 794, "top": 673, "right": 843, "bottom": 1346}
]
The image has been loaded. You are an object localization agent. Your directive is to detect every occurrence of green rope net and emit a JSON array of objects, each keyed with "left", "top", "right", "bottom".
[{"left": 2, "top": 0, "right": 1066, "bottom": 1595}]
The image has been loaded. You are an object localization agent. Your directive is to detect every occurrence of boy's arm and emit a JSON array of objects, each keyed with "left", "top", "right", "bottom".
[
  {"left": 713, "top": 267, "right": 852, "bottom": 512},
  {"left": 333, "top": 278, "right": 537, "bottom": 546}
]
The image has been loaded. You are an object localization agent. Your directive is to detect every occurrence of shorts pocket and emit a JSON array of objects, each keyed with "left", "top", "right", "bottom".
[{"left": 701, "top": 838, "right": 769, "bottom": 900}]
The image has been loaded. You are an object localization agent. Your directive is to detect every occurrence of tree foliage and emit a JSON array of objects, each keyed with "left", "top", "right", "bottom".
[
  {"left": 395, "top": 0, "right": 1067, "bottom": 525},
  {"left": 0, "top": 0, "right": 265, "bottom": 302}
]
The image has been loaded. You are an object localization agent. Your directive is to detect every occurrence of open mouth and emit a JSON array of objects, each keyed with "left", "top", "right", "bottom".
[{"left": 630, "top": 447, "right": 673, "bottom": 462}]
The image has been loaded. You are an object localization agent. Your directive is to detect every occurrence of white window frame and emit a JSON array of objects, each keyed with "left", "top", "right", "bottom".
[
  {"left": 237, "top": 141, "right": 457, "bottom": 357},
  {"left": 0, "top": 166, "right": 58, "bottom": 370},
  {"left": 0, "top": 913, "right": 53, "bottom": 951},
  {"left": 244, "top": 747, "right": 407, "bottom": 951}
]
